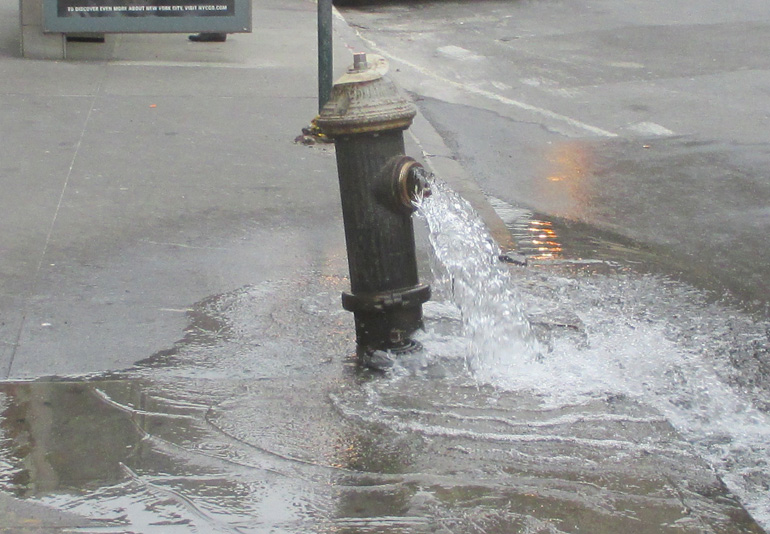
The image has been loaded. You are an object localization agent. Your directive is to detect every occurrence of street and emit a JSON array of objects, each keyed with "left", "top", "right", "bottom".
[{"left": 335, "top": 0, "right": 770, "bottom": 312}]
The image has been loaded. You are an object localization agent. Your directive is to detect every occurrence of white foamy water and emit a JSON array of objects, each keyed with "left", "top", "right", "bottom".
[
  {"left": 414, "top": 180, "right": 542, "bottom": 382},
  {"left": 416, "top": 178, "right": 770, "bottom": 530}
]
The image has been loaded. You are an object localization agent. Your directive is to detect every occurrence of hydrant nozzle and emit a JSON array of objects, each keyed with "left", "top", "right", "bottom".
[{"left": 393, "top": 157, "right": 432, "bottom": 212}]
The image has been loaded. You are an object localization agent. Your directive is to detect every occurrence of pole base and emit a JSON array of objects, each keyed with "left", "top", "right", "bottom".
[{"left": 359, "top": 339, "right": 424, "bottom": 371}]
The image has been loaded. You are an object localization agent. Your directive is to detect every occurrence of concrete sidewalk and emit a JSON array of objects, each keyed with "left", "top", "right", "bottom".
[
  {"left": 0, "top": 0, "right": 765, "bottom": 532},
  {"left": 1, "top": 0, "right": 357, "bottom": 379}
]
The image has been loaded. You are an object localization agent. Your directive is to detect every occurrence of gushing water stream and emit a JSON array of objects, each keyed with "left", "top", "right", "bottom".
[{"left": 414, "top": 179, "right": 542, "bottom": 382}]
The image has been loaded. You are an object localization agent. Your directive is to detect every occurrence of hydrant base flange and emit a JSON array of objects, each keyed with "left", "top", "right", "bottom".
[{"left": 342, "top": 284, "right": 431, "bottom": 313}]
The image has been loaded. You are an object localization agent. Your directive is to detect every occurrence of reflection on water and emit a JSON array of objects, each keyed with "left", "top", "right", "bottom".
[
  {"left": 545, "top": 142, "right": 593, "bottom": 186},
  {"left": 489, "top": 195, "right": 666, "bottom": 278},
  {"left": 538, "top": 141, "right": 596, "bottom": 220},
  {"left": 518, "top": 218, "right": 563, "bottom": 260},
  {"left": 0, "top": 382, "right": 142, "bottom": 497}
]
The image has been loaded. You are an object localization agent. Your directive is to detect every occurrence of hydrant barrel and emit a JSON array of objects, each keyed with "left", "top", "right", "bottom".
[{"left": 335, "top": 132, "right": 419, "bottom": 295}]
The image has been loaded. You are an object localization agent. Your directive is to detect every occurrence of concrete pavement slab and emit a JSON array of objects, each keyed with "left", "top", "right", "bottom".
[
  {"left": 0, "top": 294, "right": 24, "bottom": 377},
  {"left": 0, "top": 60, "right": 106, "bottom": 94},
  {"left": 1, "top": 0, "right": 350, "bottom": 378},
  {"left": 10, "top": 224, "right": 348, "bottom": 377},
  {"left": 4, "top": 90, "right": 347, "bottom": 377},
  {"left": 0, "top": 95, "right": 94, "bottom": 295}
]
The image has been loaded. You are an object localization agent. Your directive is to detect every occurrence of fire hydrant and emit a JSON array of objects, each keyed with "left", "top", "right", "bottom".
[{"left": 317, "top": 53, "right": 431, "bottom": 365}]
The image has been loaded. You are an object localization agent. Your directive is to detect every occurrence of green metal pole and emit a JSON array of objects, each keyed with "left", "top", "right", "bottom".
[{"left": 318, "top": 0, "right": 333, "bottom": 112}]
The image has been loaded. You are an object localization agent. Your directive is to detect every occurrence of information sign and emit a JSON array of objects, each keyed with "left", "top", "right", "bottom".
[{"left": 43, "top": 0, "right": 251, "bottom": 33}]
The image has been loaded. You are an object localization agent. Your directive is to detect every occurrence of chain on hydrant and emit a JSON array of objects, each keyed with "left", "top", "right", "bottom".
[{"left": 317, "top": 53, "right": 431, "bottom": 368}]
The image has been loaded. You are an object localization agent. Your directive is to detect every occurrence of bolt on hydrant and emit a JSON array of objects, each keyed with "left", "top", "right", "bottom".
[{"left": 317, "top": 53, "right": 431, "bottom": 367}]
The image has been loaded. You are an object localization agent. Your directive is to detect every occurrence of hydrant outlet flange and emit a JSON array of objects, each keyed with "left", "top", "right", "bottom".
[{"left": 393, "top": 157, "right": 432, "bottom": 212}]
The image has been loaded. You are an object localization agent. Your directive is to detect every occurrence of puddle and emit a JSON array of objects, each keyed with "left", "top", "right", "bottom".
[{"left": 0, "top": 267, "right": 766, "bottom": 532}]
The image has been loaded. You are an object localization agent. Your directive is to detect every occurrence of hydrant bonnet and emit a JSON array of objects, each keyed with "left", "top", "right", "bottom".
[{"left": 317, "top": 54, "right": 417, "bottom": 137}]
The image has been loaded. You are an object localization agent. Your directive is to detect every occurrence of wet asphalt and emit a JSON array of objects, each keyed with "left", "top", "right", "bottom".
[
  {"left": 336, "top": 0, "right": 770, "bottom": 315},
  {"left": 0, "top": 0, "right": 768, "bottom": 531}
]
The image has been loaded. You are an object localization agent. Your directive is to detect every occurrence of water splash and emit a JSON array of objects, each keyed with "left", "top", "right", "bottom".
[
  {"left": 414, "top": 178, "right": 542, "bottom": 383},
  {"left": 415, "top": 177, "right": 770, "bottom": 530}
]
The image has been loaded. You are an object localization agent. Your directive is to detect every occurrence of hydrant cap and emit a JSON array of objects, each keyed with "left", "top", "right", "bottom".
[
  {"left": 340, "top": 53, "right": 390, "bottom": 84},
  {"left": 317, "top": 54, "right": 417, "bottom": 136}
]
